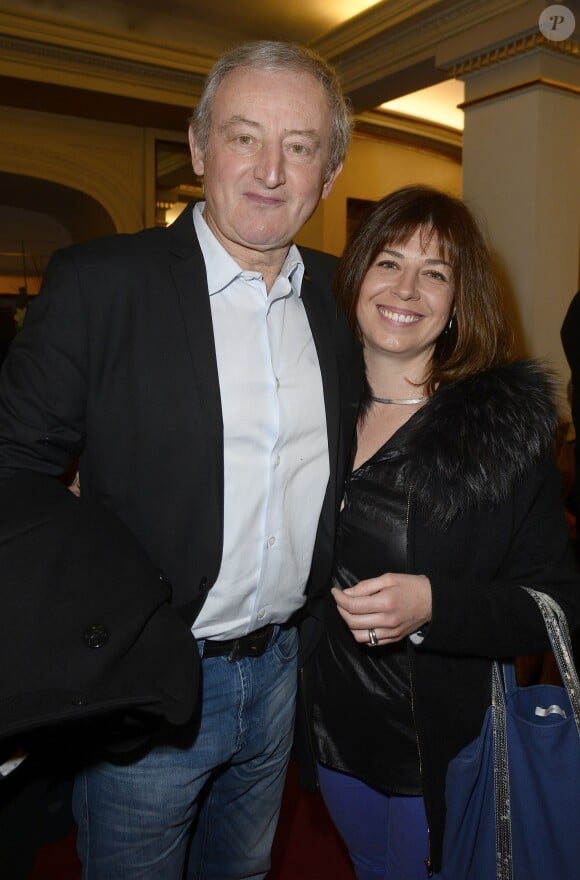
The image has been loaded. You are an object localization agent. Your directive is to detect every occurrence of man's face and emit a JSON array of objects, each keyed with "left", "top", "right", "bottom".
[{"left": 189, "top": 66, "right": 342, "bottom": 268}]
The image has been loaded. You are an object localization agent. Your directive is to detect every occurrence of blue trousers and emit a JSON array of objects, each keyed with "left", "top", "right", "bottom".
[
  {"left": 318, "top": 763, "right": 436, "bottom": 880},
  {"left": 73, "top": 626, "right": 298, "bottom": 880}
]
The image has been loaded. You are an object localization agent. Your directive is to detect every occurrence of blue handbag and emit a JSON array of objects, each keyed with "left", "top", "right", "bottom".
[{"left": 441, "top": 588, "right": 580, "bottom": 880}]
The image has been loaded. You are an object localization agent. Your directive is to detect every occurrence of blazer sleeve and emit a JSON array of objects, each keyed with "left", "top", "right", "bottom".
[
  {"left": 0, "top": 248, "right": 88, "bottom": 477},
  {"left": 418, "top": 452, "right": 580, "bottom": 658}
]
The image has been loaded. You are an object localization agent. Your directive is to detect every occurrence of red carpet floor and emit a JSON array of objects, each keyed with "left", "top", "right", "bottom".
[
  {"left": 268, "top": 760, "right": 355, "bottom": 880},
  {"left": 30, "top": 759, "right": 355, "bottom": 880}
]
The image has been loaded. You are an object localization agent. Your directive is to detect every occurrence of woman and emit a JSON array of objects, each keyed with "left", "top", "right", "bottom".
[{"left": 302, "top": 186, "right": 580, "bottom": 879}]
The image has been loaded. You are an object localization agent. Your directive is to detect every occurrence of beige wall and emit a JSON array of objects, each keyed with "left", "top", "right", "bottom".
[
  {"left": 296, "top": 131, "right": 462, "bottom": 256},
  {"left": 0, "top": 104, "right": 461, "bottom": 254},
  {"left": 0, "top": 105, "right": 149, "bottom": 235}
]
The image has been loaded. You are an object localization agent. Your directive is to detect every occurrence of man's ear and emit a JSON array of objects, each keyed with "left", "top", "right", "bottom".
[
  {"left": 321, "top": 161, "right": 343, "bottom": 200},
  {"left": 188, "top": 128, "right": 205, "bottom": 176}
]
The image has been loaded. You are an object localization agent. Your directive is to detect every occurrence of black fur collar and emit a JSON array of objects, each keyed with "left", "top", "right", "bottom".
[{"left": 400, "top": 361, "right": 559, "bottom": 527}]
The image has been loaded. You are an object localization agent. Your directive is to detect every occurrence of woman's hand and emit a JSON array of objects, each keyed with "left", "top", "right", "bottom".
[{"left": 331, "top": 573, "right": 432, "bottom": 646}]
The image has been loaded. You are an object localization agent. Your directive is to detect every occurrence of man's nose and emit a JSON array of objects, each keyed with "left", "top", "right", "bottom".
[{"left": 254, "top": 144, "right": 286, "bottom": 187}]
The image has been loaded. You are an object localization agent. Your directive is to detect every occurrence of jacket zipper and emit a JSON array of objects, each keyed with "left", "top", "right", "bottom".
[{"left": 406, "top": 486, "right": 433, "bottom": 877}]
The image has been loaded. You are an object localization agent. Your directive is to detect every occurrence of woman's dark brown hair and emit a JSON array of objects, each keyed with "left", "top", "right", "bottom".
[{"left": 335, "top": 185, "right": 513, "bottom": 393}]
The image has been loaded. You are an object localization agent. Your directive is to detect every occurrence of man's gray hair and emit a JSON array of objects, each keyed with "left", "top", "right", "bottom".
[{"left": 189, "top": 40, "right": 352, "bottom": 178}]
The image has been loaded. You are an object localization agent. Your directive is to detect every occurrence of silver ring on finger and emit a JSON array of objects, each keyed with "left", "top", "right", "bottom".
[{"left": 367, "top": 627, "right": 379, "bottom": 647}]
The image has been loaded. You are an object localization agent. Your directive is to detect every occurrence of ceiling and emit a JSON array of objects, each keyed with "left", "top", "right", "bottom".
[
  {"left": 0, "top": 0, "right": 541, "bottom": 131},
  {"left": 1, "top": 0, "right": 575, "bottom": 121},
  {"left": 0, "top": 0, "right": 386, "bottom": 56}
]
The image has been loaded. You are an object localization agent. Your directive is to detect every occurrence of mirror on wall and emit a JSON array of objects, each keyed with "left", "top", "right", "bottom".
[{"left": 156, "top": 140, "right": 203, "bottom": 227}]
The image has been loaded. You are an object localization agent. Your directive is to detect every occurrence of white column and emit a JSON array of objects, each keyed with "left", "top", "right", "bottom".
[{"left": 457, "top": 46, "right": 579, "bottom": 384}]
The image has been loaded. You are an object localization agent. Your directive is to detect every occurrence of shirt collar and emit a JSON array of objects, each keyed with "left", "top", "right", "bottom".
[{"left": 192, "top": 202, "right": 305, "bottom": 298}]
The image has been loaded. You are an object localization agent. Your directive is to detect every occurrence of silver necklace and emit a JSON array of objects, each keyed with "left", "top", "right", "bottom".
[{"left": 368, "top": 394, "right": 427, "bottom": 405}]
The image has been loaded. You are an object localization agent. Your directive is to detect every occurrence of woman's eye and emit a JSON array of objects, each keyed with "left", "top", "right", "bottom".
[
  {"left": 425, "top": 270, "right": 448, "bottom": 282},
  {"left": 377, "top": 260, "right": 398, "bottom": 270}
]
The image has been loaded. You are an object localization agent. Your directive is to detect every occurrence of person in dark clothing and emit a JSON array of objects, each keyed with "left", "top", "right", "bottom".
[
  {"left": 301, "top": 186, "right": 580, "bottom": 879},
  {"left": 561, "top": 290, "right": 580, "bottom": 515}
]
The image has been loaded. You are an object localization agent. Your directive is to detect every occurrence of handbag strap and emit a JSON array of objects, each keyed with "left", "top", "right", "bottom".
[
  {"left": 501, "top": 661, "right": 517, "bottom": 695},
  {"left": 521, "top": 587, "right": 580, "bottom": 733},
  {"left": 491, "top": 588, "right": 580, "bottom": 880},
  {"left": 491, "top": 662, "right": 512, "bottom": 880}
]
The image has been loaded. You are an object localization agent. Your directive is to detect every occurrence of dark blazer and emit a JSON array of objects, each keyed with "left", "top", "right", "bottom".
[{"left": 0, "top": 205, "right": 363, "bottom": 734}]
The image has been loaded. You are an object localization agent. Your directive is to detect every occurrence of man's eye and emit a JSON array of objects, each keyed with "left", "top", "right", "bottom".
[
  {"left": 290, "top": 144, "right": 307, "bottom": 154},
  {"left": 237, "top": 135, "right": 254, "bottom": 145}
]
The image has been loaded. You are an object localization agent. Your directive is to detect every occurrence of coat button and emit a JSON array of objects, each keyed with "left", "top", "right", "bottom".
[
  {"left": 157, "top": 570, "right": 173, "bottom": 598},
  {"left": 83, "top": 624, "right": 109, "bottom": 649}
]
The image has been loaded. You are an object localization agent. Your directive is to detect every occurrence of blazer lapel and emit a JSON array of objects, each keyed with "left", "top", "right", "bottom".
[
  {"left": 167, "top": 206, "right": 222, "bottom": 431},
  {"left": 301, "top": 275, "right": 340, "bottom": 495},
  {"left": 300, "top": 262, "right": 363, "bottom": 607},
  {"left": 167, "top": 206, "right": 224, "bottom": 510}
]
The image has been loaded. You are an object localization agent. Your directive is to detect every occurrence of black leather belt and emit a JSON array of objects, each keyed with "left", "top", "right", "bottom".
[{"left": 202, "top": 624, "right": 275, "bottom": 661}]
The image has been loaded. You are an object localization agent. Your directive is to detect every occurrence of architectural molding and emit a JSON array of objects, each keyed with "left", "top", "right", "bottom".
[
  {"left": 0, "top": 138, "right": 143, "bottom": 232},
  {"left": 0, "top": 9, "right": 213, "bottom": 73},
  {"left": 444, "top": 32, "right": 579, "bottom": 78},
  {"left": 355, "top": 109, "right": 462, "bottom": 158},
  {"left": 459, "top": 77, "right": 580, "bottom": 110},
  {"left": 0, "top": 32, "right": 206, "bottom": 103},
  {"left": 355, "top": 110, "right": 463, "bottom": 144},
  {"left": 312, "top": 0, "right": 529, "bottom": 94}
]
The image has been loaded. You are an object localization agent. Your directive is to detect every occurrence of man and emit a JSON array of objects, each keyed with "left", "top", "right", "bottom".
[{"left": 0, "top": 41, "right": 362, "bottom": 879}]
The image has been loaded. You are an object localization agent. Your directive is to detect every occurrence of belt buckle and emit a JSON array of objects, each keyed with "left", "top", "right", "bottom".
[
  {"left": 226, "top": 625, "right": 272, "bottom": 662},
  {"left": 227, "top": 640, "right": 244, "bottom": 662}
]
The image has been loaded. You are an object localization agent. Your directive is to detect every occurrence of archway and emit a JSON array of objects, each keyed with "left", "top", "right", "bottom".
[{"left": 0, "top": 173, "right": 117, "bottom": 359}]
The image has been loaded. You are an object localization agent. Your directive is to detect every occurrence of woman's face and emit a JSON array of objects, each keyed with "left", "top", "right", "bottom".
[{"left": 356, "top": 228, "right": 455, "bottom": 366}]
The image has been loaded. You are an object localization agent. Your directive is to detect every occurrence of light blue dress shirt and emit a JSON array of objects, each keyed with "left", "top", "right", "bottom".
[{"left": 191, "top": 204, "right": 329, "bottom": 640}]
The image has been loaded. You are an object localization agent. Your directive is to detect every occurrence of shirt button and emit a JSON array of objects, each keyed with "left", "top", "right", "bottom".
[
  {"left": 274, "top": 455, "right": 280, "bottom": 467},
  {"left": 268, "top": 536, "right": 276, "bottom": 547},
  {"left": 275, "top": 377, "right": 280, "bottom": 389},
  {"left": 257, "top": 608, "right": 266, "bottom": 620}
]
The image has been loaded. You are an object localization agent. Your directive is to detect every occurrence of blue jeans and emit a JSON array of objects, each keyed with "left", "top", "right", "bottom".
[
  {"left": 318, "top": 763, "right": 438, "bottom": 880},
  {"left": 73, "top": 625, "right": 298, "bottom": 880}
]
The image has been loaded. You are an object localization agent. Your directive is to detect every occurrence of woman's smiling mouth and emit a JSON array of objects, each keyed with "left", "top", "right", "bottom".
[{"left": 377, "top": 306, "right": 421, "bottom": 324}]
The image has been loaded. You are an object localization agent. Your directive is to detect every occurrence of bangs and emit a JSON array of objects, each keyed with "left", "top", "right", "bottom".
[{"left": 379, "top": 223, "right": 455, "bottom": 268}]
